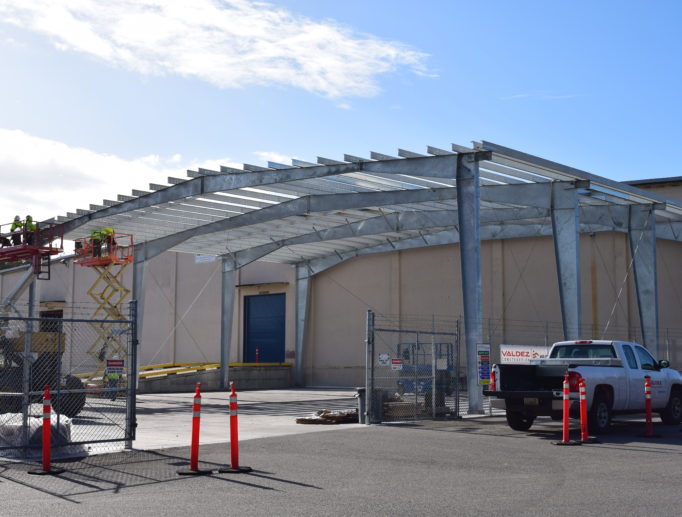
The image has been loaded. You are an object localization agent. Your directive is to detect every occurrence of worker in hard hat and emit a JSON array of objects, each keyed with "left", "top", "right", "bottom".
[
  {"left": 101, "top": 227, "right": 116, "bottom": 254},
  {"left": 10, "top": 216, "right": 22, "bottom": 245},
  {"left": 90, "top": 228, "right": 103, "bottom": 257},
  {"left": 24, "top": 215, "right": 36, "bottom": 245},
  {"left": 104, "top": 356, "right": 121, "bottom": 401},
  {"left": 0, "top": 220, "right": 11, "bottom": 247}
]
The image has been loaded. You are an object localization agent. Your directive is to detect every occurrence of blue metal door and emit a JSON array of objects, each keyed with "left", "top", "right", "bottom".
[{"left": 244, "top": 293, "right": 285, "bottom": 363}]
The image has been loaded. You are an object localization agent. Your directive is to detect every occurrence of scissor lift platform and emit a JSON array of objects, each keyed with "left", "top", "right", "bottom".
[{"left": 0, "top": 221, "right": 64, "bottom": 279}]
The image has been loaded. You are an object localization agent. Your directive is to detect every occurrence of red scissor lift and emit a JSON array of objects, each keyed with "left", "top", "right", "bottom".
[
  {"left": 73, "top": 232, "right": 134, "bottom": 267},
  {"left": 0, "top": 221, "right": 64, "bottom": 279}
]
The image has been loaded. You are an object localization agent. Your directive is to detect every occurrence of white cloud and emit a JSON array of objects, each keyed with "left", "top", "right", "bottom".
[
  {"left": 252, "top": 151, "right": 295, "bottom": 166},
  {"left": 0, "top": 0, "right": 429, "bottom": 98},
  {"left": 0, "top": 128, "right": 235, "bottom": 227}
]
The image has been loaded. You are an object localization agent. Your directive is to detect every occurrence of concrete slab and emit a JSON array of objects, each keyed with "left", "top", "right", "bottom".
[{"left": 133, "top": 388, "right": 362, "bottom": 450}]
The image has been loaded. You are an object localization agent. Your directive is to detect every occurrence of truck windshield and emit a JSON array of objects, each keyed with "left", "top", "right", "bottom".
[{"left": 550, "top": 344, "right": 616, "bottom": 359}]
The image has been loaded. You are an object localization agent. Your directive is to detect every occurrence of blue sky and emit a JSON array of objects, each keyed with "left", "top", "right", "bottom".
[{"left": 1, "top": 0, "right": 681, "bottom": 226}]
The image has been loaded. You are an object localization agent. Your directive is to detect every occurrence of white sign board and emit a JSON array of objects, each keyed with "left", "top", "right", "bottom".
[
  {"left": 194, "top": 254, "right": 216, "bottom": 264},
  {"left": 499, "top": 344, "right": 550, "bottom": 364},
  {"left": 378, "top": 353, "right": 390, "bottom": 366}
]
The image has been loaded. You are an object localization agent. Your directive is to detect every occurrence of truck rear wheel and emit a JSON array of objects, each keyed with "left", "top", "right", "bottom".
[
  {"left": 506, "top": 411, "right": 535, "bottom": 431},
  {"left": 588, "top": 392, "right": 611, "bottom": 434},
  {"left": 659, "top": 388, "right": 682, "bottom": 425}
]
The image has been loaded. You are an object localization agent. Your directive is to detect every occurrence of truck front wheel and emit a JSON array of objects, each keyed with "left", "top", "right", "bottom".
[
  {"left": 659, "top": 389, "right": 682, "bottom": 425},
  {"left": 588, "top": 392, "right": 612, "bottom": 434},
  {"left": 506, "top": 411, "right": 535, "bottom": 431}
]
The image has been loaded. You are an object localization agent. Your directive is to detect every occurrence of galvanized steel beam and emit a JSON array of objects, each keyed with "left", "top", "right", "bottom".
[
  {"left": 629, "top": 205, "right": 659, "bottom": 353},
  {"left": 295, "top": 266, "right": 311, "bottom": 386},
  {"left": 132, "top": 254, "right": 146, "bottom": 389},
  {"left": 551, "top": 182, "right": 581, "bottom": 340},
  {"left": 221, "top": 207, "right": 552, "bottom": 271},
  {"left": 479, "top": 141, "right": 682, "bottom": 210},
  {"left": 457, "top": 152, "right": 484, "bottom": 414},
  {"left": 220, "top": 263, "right": 236, "bottom": 390}
]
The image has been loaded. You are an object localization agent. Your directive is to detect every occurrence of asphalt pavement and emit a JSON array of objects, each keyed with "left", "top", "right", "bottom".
[{"left": 1, "top": 389, "right": 682, "bottom": 516}]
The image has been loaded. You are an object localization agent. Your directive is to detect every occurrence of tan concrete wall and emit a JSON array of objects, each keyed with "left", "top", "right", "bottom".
[{"left": 2, "top": 224, "right": 682, "bottom": 386}]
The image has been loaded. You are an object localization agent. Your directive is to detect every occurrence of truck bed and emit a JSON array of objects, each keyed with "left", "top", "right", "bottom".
[{"left": 496, "top": 364, "right": 567, "bottom": 392}]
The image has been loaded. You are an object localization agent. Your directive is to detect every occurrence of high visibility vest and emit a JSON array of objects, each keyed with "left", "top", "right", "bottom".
[
  {"left": 10, "top": 221, "right": 22, "bottom": 232},
  {"left": 25, "top": 219, "right": 36, "bottom": 231},
  {"left": 102, "top": 227, "right": 115, "bottom": 236}
]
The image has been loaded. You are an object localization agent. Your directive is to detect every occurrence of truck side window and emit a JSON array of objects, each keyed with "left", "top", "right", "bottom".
[
  {"left": 622, "top": 345, "right": 638, "bottom": 369},
  {"left": 635, "top": 347, "right": 656, "bottom": 370}
]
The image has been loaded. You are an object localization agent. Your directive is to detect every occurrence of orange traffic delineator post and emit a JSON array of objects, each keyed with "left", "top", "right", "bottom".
[
  {"left": 178, "top": 383, "right": 213, "bottom": 475},
  {"left": 578, "top": 378, "right": 600, "bottom": 444},
  {"left": 28, "top": 386, "right": 65, "bottom": 475},
  {"left": 219, "top": 382, "right": 252, "bottom": 474},
  {"left": 638, "top": 376, "right": 661, "bottom": 438},
  {"left": 490, "top": 369, "right": 496, "bottom": 392},
  {"left": 553, "top": 372, "right": 581, "bottom": 446}
]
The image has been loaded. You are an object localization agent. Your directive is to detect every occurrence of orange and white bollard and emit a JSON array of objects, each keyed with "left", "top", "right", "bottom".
[
  {"left": 553, "top": 372, "right": 581, "bottom": 446},
  {"left": 579, "top": 378, "right": 589, "bottom": 442},
  {"left": 28, "top": 386, "right": 65, "bottom": 475},
  {"left": 178, "top": 383, "right": 212, "bottom": 475},
  {"left": 490, "top": 369, "right": 496, "bottom": 392},
  {"left": 643, "top": 376, "right": 655, "bottom": 437},
  {"left": 578, "top": 378, "right": 599, "bottom": 443},
  {"left": 219, "top": 382, "right": 252, "bottom": 473},
  {"left": 637, "top": 376, "right": 660, "bottom": 438}
]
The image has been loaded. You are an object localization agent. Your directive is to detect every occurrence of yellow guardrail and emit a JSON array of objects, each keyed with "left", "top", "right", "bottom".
[
  {"left": 139, "top": 363, "right": 220, "bottom": 378},
  {"left": 74, "top": 361, "right": 292, "bottom": 380}
]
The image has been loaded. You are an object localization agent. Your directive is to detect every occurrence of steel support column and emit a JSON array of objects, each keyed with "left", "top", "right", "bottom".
[
  {"left": 132, "top": 256, "right": 146, "bottom": 388},
  {"left": 220, "top": 261, "right": 236, "bottom": 390},
  {"left": 629, "top": 205, "right": 659, "bottom": 353},
  {"left": 295, "top": 266, "right": 311, "bottom": 386},
  {"left": 457, "top": 152, "right": 484, "bottom": 414},
  {"left": 551, "top": 182, "right": 581, "bottom": 340}
]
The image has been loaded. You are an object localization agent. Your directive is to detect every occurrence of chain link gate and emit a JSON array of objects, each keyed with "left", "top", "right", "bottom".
[
  {"left": 366, "top": 310, "right": 463, "bottom": 423},
  {"left": 0, "top": 302, "right": 137, "bottom": 459}
]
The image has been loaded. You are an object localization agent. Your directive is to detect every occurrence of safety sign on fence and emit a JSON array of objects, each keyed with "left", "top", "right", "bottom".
[
  {"left": 477, "top": 344, "right": 491, "bottom": 385},
  {"left": 106, "top": 358, "right": 125, "bottom": 375}
]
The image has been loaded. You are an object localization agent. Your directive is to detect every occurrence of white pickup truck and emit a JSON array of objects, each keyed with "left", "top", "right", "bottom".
[{"left": 483, "top": 340, "right": 682, "bottom": 433}]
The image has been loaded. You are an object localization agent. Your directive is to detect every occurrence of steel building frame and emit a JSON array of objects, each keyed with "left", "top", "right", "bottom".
[{"left": 50, "top": 140, "right": 682, "bottom": 412}]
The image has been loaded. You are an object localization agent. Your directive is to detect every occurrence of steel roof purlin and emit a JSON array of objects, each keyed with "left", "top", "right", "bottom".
[{"left": 50, "top": 141, "right": 682, "bottom": 269}]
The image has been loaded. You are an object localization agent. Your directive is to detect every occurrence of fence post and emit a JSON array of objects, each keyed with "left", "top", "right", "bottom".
[
  {"left": 365, "top": 310, "right": 375, "bottom": 424},
  {"left": 126, "top": 299, "right": 139, "bottom": 449}
]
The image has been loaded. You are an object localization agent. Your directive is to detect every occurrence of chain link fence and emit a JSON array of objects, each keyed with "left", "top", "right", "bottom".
[
  {"left": 366, "top": 311, "right": 466, "bottom": 423},
  {"left": 365, "top": 311, "right": 682, "bottom": 424},
  {"left": 0, "top": 302, "right": 137, "bottom": 459}
]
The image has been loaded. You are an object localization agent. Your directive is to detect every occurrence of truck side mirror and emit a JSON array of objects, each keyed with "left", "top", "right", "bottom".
[{"left": 658, "top": 359, "right": 670, "bottom": 369}]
